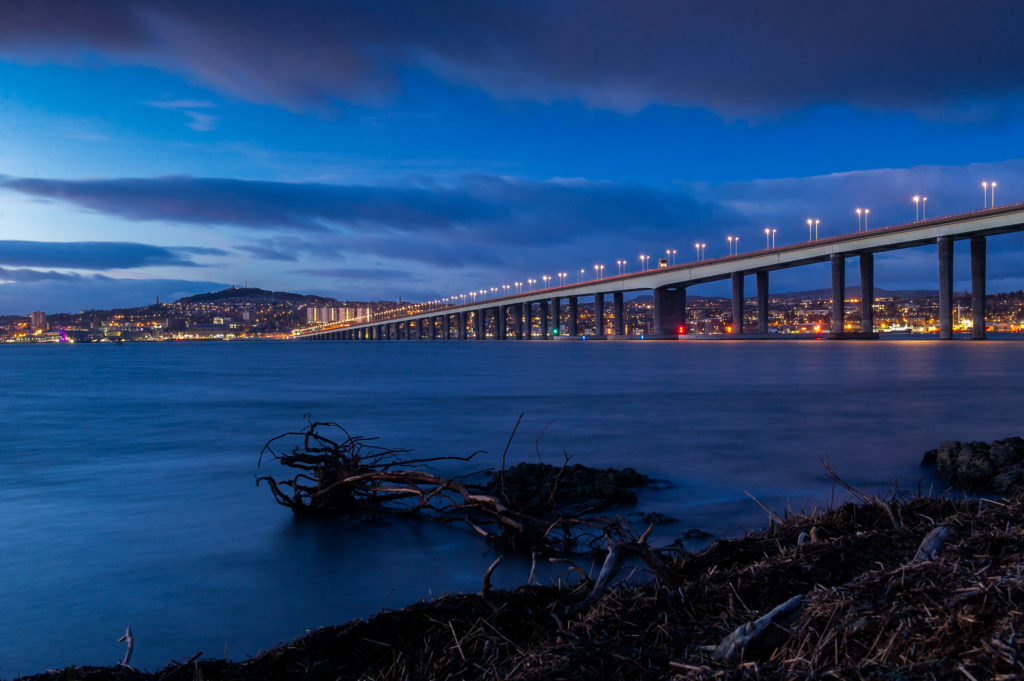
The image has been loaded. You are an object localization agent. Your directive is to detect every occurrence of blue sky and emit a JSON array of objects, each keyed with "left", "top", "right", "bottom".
[{"left": 2, "top": 0, "right": 1024, "bottom": 313}]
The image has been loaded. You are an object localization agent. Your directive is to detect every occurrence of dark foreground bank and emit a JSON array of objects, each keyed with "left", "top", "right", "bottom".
[{"left": 15, "top": 489, "right": 1023, "bottom": 681}]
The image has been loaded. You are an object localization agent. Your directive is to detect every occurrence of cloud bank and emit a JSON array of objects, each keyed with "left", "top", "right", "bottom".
[{"left": 1, "top": 1, "right": 1023, "bottom": 117}]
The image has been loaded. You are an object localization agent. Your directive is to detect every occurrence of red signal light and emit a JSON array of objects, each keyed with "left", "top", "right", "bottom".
[{"left": 676, "top": 325, "right": 686, "bottom": 334}]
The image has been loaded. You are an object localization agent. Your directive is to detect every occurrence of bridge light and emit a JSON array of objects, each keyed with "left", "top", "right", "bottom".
[{"left": 676, "top": 325, "right": 686, "bottom": 335}]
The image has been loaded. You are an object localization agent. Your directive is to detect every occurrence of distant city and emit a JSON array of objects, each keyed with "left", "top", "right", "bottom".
[{"left": 4, "top": 286, "right": 1024, "bottom": 343}]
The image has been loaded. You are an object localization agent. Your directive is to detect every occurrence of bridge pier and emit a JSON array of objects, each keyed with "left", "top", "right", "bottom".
[
  {"left": 860, "top": 254, "right": 874, "bottom": 334},
  {"left": 938, "top": 236, "right": 953, "bottom": 339},
  {"left": 523, "top": 301, "right": 532, "bottom": 339},
  {"left": 613, "top": 292, "right": 625, "bottom": 336},
  {"left": 540, "top": 300, "right": 549, "bottom": 339},
  {"left": 458, "top": 312, "right": 468, "bottom": 340},
  {"left": 473, "top": 310, "right": 484, "bottom": 340},
  {"left": 731, "top": 272, "right": 744, "bottom": 334},
  {"left": 568, "top": 296, "right": 578, "bottom": 336},
  {"left": 757, "top": 271, "right": 769, "bottom": 334},
  {"left": 551, "top": 297, "right": 561, "bottom": 337},
  {"left": 972, "top": 236, "right": 986, "bottom": 339},
  {"left": 498, "top": 305, "right": 507, "bottom": 339},
  {"left": 653, "top": 285, "right": 684, "bottom": 337},
  {"left": 593, "top": 293, "right": 605, "bottom": 337},
  {"left": 831, "top": 254, "right": 845, "bottom": 336},
  {"left": 512, "top": 304, "right": 523, "bottom": 339},
  {"left": 429, "top": 317, "right": 437, "bottom": 340}
]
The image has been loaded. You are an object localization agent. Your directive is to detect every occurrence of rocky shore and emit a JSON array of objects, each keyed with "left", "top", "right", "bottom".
[{"left": 14, "top": 439, "right": 1024, "bottom": 681}]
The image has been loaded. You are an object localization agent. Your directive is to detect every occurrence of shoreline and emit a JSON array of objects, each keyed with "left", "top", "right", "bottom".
[{"left": 13, "top": 488, "right": 1022, "bottom": 681}]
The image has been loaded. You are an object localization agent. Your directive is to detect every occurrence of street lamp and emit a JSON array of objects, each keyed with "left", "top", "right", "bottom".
[
  {"left": 560, "top": 272, "right": 567, "bottom": 285},
  {"left": 982, "top": 181, "right": 988, "bottom": 208},
  {"left": 727, "top": 235, "right": 733, "bottom": 255},
  {"left": 764, "top": 228, "right": 770, "bottom": 249},
  {"left": 695, "top": 242, "right": 702, "bottom": 260},
  {"left": 813, "top": 220, "right": 819, "bottom": 241},
  {"left": 922, "top": 196, "right": 928, "bottom": 219},
  {"left": 991, "top": 182, "right": 996, "bottom": 207},
  {"left": 807, "top": 218, "right": 813, "bottom": 241},
  {"left": 864, "top": 209, "right": 869, "bottom": 231},
  {"left": 579, "top": 268, "right": 585, "bottom": 283},
  {"left": 616, "top": 259, "right": 624, "bottom": 275},
  {"left": 913, "top": 195, "right": 920, "bottom": 221},
  {"left": 771, "top": 229, "right": 777, "bottom": 248},
  {"left": 855, "top": 208, "right": 862, "bottom": 232},
  {"left": 527, "top": 278, "right": 536, "bottom": 291},
  {"left": 541, "top": 275, "right": 550, "bottom": 288},
  {"left": 700, "top": 243, "right": 706, "bottom": 260}
]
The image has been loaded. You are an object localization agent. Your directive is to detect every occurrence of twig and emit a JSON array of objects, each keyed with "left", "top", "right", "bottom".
[{"left": 481, "top": 556, "right": 503, "bottom": 597}]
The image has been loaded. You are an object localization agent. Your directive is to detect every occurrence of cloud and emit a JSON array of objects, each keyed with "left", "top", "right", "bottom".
[
  {"left": 294, "top": 267, "right": 409, "bottom": 281},
  {"left": 0, "top": 173, "right": 722, "bottom": 245},
  {"left": 0, "top": 272, "right": 228, "bottom": 315},
  {"left": 144, "top": 99, "right": 218, "bottom": 131},
  {"left": 0, "top": 240, "right": 227, "bottom": 269},
  {"left": 1, "top": 1, "right": 1023, "bottom": 117}
]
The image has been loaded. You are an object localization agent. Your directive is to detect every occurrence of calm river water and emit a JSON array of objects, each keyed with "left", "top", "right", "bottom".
[{"left": 1, "top": 338, "right": 1022, "bottom": 674}]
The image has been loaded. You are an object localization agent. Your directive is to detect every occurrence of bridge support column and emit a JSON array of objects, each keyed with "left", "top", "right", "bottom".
[
  {"left": 568, "top": 297, "right": 578, "bottom": 336},
  {"left": 593, "top": 293, "right": 605, "bottom": 336},
  {"left": 653, "top": 286, "right": 684, "bottom": 337},
  {"left": 613, "top": 292, "right": 624, "bottom": 336},
  {"left": 938, "top": 236, "right": 954, "bottom": 339},
  {"left": 376, "top": 325, "right": 383, "bottom": 340},
  {"left": 512, "top": 304, "right": 523, "bottom": 339},
  {"left": 831, "top": 254, "right": 846, "bottom": 336},
  {"left": 523, "top": 302, "right": 532, "bottom": 339},
  {"left": 550, "top": 297, "right": 561, "bottom": 337},
  {"left": 429, "top": 317, "right": 437, "bottom": 340},
  {"left": 860, "top": 253, "right": 874, "bottom": 334},
  {"left": 757, "top": 271, "right": 769, "bottom": 334},
  {"left": 971, "top": 236, "right": 986, "bottom": 339},
  {"left": 498, "top": 305, "right": 507, "bottom": 339},
  {"left": 443, "top": 315, "right": 451, "bottom": 340},
  {"left": 540, "top": 300, "right": 549, "bottom": 339},
  {"left": 473, "top": 310, "right": 484, "bottom": 340},
  {"left": 731, "top": 272, "right": 744, "bottom": 335},
  {"left": 458, "top": 312, "right": 468, "bottom": 340}
]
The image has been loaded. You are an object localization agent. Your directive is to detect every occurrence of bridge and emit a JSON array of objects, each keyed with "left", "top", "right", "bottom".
[{"left": 298, "top": 203, "right": 1024, "bottom": 342}]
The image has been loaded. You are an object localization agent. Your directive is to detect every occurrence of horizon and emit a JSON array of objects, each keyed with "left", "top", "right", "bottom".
[{"left": 3, "top": 2, "right": 1024, "bottom": 314}]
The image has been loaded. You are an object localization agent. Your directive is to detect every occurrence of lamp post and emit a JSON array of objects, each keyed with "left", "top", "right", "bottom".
[
  {"left": 727, "top": 235, "right": 733, "bottom": 255},
  {"left": 771, "top": 229, "right": 777, "bottom": 248},
  {"left": 982, "top": 182, "right": 988, "bottom": 208},
  {"left": 864, "top": 209, "right": 869, "bottom": 231},
  {"left": 527, "top": 278, "right": 535, "bottom": 291},
  {"left": 670, "top": 249, "right": 677, "bottom": 265},
  {"left": 579, "top": 268, "right": 585, "bottom": 283},
  {"left": 913, "top": 195, "right": 920, "bottom": 221},
  {"left": 735, "top": 236, "right": 739, "bottom": 253},
  {"left": 700, "top": 243, "right": 706, "bottom": 260},
  {"left": 807, "top": 218, "right": 813, "bottom": 241},
  {"left": 514, "top": 281, "right": 522, "bottom": 294},
  {"left": 922, "top": 196, "right": 928, "bottom": 219},
  {"left": 856, "top": 208, "right": 862, "bottom": 232},
  {"left": 813, "top": 220, "right": 819, "bottom": 241},
  {"left": 765, "top": 227, "right": 770, "bottom": 249},
  {"left": 541, "top": 275, "right": 550, "bottom": 288},
  {"left": 695, "top": 242, "right": 702, "bottom": 260},
  {"left": 991, "top": 182, "right": 996, "bottom": 206}
]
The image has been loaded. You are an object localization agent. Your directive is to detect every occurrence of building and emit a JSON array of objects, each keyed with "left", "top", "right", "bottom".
[{"left": 29, "top": 310, "right": 46, "bottom": 330}]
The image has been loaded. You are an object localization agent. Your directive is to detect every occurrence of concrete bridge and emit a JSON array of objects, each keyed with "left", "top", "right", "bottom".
[{"left": 298, "top": 203, "right": 1024, "bottom": 342}]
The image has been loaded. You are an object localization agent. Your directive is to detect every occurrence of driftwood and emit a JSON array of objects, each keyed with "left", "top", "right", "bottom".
[
  {"left": 711, "top": 594, "right": 805, "bottom": 661},
  {"left": 117, "top": 625, "right": 134, "bottom": 668},
  {"left": 256, "top": 419, "right": 642, "bottom": 554},
  {"left": 912, "top": 524, "right": 951, "bottom": 562}
]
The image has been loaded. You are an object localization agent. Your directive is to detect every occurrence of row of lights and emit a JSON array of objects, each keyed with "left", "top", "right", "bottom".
[{"left": 446, "top": 181, "right": 1004, "bottom": 305}]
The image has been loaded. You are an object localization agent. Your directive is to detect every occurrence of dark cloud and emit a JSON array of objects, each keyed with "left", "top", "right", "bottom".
[
  {"left": 0, "top": 272, "right": 227, "bottom": 315},
  {"left": 0, "top": 239, "right": 227, "bottom": 269},
  {"left": 1, "top": 1, "right": 1022, "bottom": 117},
  {"left": 1, "top": 174, "right": 722, "bottom": 247}
]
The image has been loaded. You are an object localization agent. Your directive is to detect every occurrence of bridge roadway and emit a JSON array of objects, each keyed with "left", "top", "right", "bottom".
[{"left": 299, "top": 202, "right": 1024, "bottom": 342}]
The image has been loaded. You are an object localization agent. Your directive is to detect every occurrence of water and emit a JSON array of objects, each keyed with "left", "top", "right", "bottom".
[{"left": 2, "top": 338, "right": 1022, "bottom": 675}]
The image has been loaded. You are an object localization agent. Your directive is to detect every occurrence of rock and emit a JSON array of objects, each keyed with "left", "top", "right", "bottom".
[{"left": 924, "top": 436, "right": 1024, "bottom": 493}]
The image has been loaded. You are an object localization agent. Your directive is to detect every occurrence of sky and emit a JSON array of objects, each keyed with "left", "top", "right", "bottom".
[{"left": 2, "top": 0, "right": 1024, "bottom": 314}]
